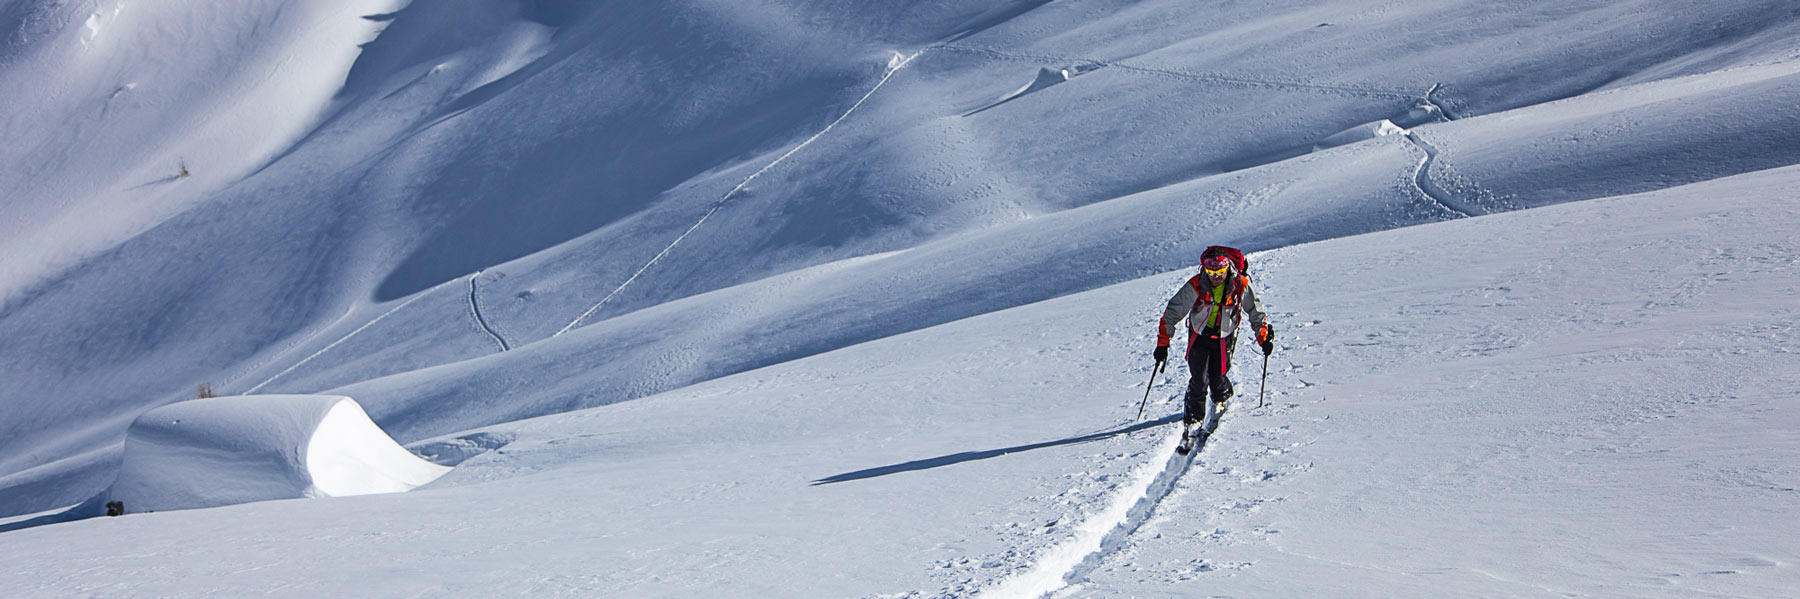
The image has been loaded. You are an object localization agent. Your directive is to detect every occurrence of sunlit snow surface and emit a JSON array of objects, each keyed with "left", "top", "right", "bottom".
[{"left": 1, "top": 0, "right": 1798, "bottom": 596}]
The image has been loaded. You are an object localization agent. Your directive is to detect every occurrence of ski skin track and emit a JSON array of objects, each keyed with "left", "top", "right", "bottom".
[
  {"left": 242, "top": 276, "right": 462, "bottom": 394},
  {"left": 1423, "top": 82, "right": 1460, "bottom": 120},
  {"left": 977, "top": 405, "right": 1228, "bottom": 599},
  {"left": 1402, "top": 131, "right": 1478, "bottom": 218},
  {"left": 468, "top": 270, "right": 509, "bottom": 352}
]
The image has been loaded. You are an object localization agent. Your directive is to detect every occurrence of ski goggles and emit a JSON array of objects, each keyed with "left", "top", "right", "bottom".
[{"left": 1202, "top": 263, "right": 1230, "bottom": 275}]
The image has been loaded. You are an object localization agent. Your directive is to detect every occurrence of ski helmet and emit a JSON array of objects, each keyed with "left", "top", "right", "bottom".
[{"left": 1201, "top": 254, "right": 1232, "bottom": 275}]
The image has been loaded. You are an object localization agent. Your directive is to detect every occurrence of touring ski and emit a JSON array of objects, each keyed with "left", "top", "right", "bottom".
[{"left": 1175, "top": 401, "right": 1227, "bottom": 456}]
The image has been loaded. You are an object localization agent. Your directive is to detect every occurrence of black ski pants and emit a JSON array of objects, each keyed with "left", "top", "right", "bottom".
[{"left": 1184, "top": 333, "right": 1235, "bottom": 424}]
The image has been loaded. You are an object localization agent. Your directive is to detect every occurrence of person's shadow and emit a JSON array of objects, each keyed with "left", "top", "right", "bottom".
[
  {"left": 811, "top": 414, "right": 1179, "bottom": 485},
  {"left": 128, "top": 174, "right": 185, "bottom": 190}
]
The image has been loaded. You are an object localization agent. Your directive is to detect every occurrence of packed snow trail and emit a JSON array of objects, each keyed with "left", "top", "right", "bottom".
[
  {"left": 978, "top": 409, "right": 1230, "bottom": 599},
  {"left": 468, "top": 270, "right": 509, "bottom": 352},
  {"left": 1402, "top": 131, "right": 1478, "bottom": 218},
  {"left": 1423, "top": 83, "right": 1460, "bottom": 120},
  {"left": 553, "top": 50, "right": 925, "bottom": 336}
]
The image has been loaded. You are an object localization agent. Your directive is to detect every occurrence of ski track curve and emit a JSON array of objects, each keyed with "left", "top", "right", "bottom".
[
  {"left": 977, "top": 415, "right": 1226, "bottom": 599},
  {"left": 469, "top": 270, "right": 509, "bottom": 352},
  {"left": 1423, "top": 82, "right": 1460, "bottom": 120},
  {"left": 1402, "top": 131, "right": 1477, "bottom": 218}
]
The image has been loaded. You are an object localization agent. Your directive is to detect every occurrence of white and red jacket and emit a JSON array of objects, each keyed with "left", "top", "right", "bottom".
[{"left": 1157, "top": 269, "right": 1268, "bottom": 346}]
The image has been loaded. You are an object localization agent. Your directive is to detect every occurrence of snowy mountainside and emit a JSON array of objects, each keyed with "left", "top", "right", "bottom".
[
  {"left": 0, "top": 160, "right": 1793, "bottom": 598},
  {"left": 2, "top": 0, "right": 1799, "bottom": 519}
]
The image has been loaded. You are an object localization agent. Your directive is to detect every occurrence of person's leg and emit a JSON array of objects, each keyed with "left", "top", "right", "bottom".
[
  {"left": 1183, "top": 332, "right": 1207, "bottom": 425},
  {"left": 1193, "top": 335, "right": 1224, "bottom": 424},
  {"left": 1209, "top": 335, "right": 1236, "bottom": 403}
]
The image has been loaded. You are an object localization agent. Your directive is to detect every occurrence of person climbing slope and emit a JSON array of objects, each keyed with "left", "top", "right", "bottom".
[{"left": 1153, "top": 246, "right": 1273, "bottom": 446}]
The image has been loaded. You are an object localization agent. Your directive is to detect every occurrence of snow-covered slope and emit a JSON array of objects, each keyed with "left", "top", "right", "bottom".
[
  {"left": 3, "top": 1, "right": 1799, "bottom": 595},
  {"left": 1071, "top": 164, "right": 1800, "bottom": 599},
  {"left": 1, "top": 158, "right": 1793, "bottom": 598},
  {"left": 5, "top": 1, "right": 1799, "bottom": 516}
]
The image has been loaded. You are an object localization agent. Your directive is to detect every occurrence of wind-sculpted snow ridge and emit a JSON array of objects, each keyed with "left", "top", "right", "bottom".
[
  {"left": 965, "top": 62, "right": 1104, "bottom": 116},
  {"left": 0, "top": 395, "right": 447, "bottom": 532},
  {"left": 115, "top": 395, "right": 447, "bottom": 510},
  {"left": 1312, "top": 119, "right": 1407, "bottom": 151}
]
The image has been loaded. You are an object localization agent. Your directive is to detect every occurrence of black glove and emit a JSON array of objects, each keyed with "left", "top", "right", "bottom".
[
  {"left": 1258, "top": 324, "right": 1275, "bottom": 355},
  {"left": 1153, "top": 345, "right": 1168, "bottom": 364}
]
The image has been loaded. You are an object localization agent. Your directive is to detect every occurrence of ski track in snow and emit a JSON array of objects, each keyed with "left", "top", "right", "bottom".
[
  {"left": 938, "top": 45, "right": 1420, "bottom": 100},
  {"left": 468, "top": 270, "right": 509, "bottom": 352},
  {"left": 1401, "top": 131, "right": 1478, "bottom": 218},
  {"left": 243, "top": 277, "right": 463, "bottom": 394},
  {"left": 217, "top": 313, "right": 342, "bottom": 394},
  {"left": 977, "top": 413, "right": 1228, "bottom": 599},
  {"left": 1422, "top": 82, "right": 1459, "bottom": 120},
  {"left": 552, "top": 50, "right": 926, "bottom": 337}
]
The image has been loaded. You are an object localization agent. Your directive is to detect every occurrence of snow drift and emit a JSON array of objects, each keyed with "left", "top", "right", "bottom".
[
  {"left": 101, "top": 395, "right": 447, "bottom": 514},
  {"left": 1313, "top": 118, "right": 1407, "bottom": 150}
]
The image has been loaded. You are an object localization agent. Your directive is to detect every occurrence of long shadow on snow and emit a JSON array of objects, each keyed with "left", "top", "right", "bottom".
[{"left": 811, "top": 414, "right": 1178, "bottom": 485}]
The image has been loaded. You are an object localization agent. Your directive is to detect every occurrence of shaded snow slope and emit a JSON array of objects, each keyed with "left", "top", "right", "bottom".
[
  {"left": 4, "top": 0, "right": 1800, "bottom": 515},
  {"left": 0, "top": 0, "right": 406, "bottom": 295},
  {"left": 0, "top": 161, "right": 1793, "bottom": 598}
]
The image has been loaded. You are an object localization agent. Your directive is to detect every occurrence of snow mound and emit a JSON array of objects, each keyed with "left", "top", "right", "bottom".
[
  {"left": 968, "top": 63, "right": 1103, "bottom": 115},
  {"left": 1313, "top": 118, "right": 1407, "bottom": 150},
  {"left": 102, "top": 395, "right": 447, "bottom": 514}
]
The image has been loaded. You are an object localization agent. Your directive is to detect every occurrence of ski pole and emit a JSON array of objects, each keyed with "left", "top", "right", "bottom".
[
  {"left": 1135, "top": 359, "right": 1166, "bottom": 421},
  {"left": 1257, "top": 349, "right": 1270, "bottom": 409}
]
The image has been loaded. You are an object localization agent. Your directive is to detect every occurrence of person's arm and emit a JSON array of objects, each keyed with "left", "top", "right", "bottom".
[
  {"left": 1242, "top": 278, "right": 1273, "bottom": 352},
  {"left": 1158, "top": 276, "right": 1200, "bottom": 348},
  {"left": 1241, "top": 279, "right": 1268, "bottom": 333}
]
